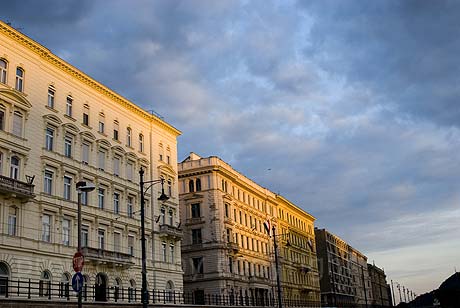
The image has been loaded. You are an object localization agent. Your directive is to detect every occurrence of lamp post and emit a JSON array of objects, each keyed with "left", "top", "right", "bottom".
[
  {"left": 139, "top": 168, "right": 169, "bottom": 308},
  {"left": 271, "top": 226, "right": 283, "bottom": 308},
  {"left": 76, "top": 181, "right": 95, "bottom": 308}
]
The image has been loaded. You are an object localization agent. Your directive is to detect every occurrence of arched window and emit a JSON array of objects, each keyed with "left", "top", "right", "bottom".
[
  {"left": 59, "top": 273, "right": 70, "bottom": 298},
  {"left": 0, "top": 59, "right": 7, "bottom": 84},
  {"left": 128, "top": 279, "right": 136, "bottom": 302},
  {"left": 39, "top": 270, "right": 51, "bottom": 297},
  {"left": 0, "top": 262, "right": 10, "bottom": 296},
  {"left": 15, "top": 67, "right": 24, "bottom": 92},
  {"left": 126, "top": 128, "right": 132, "bottom": 147},
  {"left": 188, "top": 180, "right": 194, "bottom": 193},
  {"left": 166, "top": 280, "right": 174, "bottom": 302},
  {"left": 10, "top": 156, "right": 19, "bottom": 180},
  {"left": 82, "top": 275, "right": 89, "bottom": 300},
  {"left": 196, "top": 178, "right": 201, "bottom": 191}
]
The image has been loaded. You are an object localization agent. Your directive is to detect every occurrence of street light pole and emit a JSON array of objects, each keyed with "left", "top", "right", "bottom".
[
  {"left": 139, "top": 168, "right": 169, "bottom": 308},
  {"left": 76, "top": 181, "right": 95, "bottom": 308},
  {"left": 272, "top": 226, "right": 283, "bottom": 308},
  {"left": 391, "top": 280, "right": 396, "bottom": 306}
]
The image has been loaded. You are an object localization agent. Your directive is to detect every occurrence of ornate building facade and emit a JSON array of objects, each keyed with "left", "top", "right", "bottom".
[
  {"left": 178, "top": 153, "right": 320, "bottom": 306},
  {"left": 0, "top": 20, "right": 182, "bottom": 300}
]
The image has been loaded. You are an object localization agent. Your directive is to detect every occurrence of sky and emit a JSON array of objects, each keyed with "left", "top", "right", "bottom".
[{"left": 2, "top": 0, "right": 460, "bottom": 297}]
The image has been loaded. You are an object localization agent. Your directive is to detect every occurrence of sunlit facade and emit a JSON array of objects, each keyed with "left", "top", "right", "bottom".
[{"left": 0, "top": 20, "right": 182, "bottom": 300}]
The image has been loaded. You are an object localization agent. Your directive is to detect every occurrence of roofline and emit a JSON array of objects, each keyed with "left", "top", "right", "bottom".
[{"left": 0, "top": 20, "right": 181, "bottom": 137}]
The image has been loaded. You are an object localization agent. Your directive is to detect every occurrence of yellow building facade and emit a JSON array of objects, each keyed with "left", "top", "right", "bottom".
[
  {"left": 0, "top": 20, "right": 182, "bottom": 301},
  {"left": 178, "top": 153, "right": 320, "bottom": 306}
]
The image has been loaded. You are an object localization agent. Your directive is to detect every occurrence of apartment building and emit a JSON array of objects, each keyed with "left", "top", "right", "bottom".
[
  {"left": 178, "top": 153, "right": 319, "bottom": 306},
  {"left": 349, "top": 247, "right": 373, "bottom": 306},
  {"left": 0, "top": 20, "right": 182, "bottom": 300},
  {"left": 368, "top": 264, "right": 392, "bottom": 307}
]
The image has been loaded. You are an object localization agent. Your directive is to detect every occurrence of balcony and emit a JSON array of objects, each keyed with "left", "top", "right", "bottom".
[
  {"left": 82, "top": 247, "right": 134, "bottom": 268},
  {"left": 185, "top": 217, "right": 205, "bottom": 225},
  {"left": 0, "top": 174, "right": 34, "bottom": 199},
  {"left": 249, "top": 276, "right": 270, "bottom": 286},
  {"left": 159, "top": 224, "right": 183, "bottom": 240},
  {"left": 227, "top": 242, "right": 239, "bottom": 253}
]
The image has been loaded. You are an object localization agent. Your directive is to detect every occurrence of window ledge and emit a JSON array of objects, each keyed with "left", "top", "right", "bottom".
[
  {"left": 45, "top": 106, "right": 58, "bottom": 113},
  {"left": 112, "top": 138, "right": 121, "bottom": 144},
  {"left": 81, "top": 124, "right": 92, "bottom": 129},
  {"left": 63, "top": 114, "right": 76, "bottom": 122},
  {"left": 98, "top": 131, "right": 107, "bottom": 137}
]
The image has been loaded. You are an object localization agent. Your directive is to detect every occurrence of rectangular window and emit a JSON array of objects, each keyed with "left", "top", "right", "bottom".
[
  {"left": 113, "top": 193, "right": 120, "bottom": 214},
  {"left": 15, "top": 68, "right": 24, "bottom": 92},
  {"left": 47, "top": 88, "right": 55, "bottom": 108},
  {"left": 13, "top": 111, "right": 23, "bottom": 137},
  {"left": 98, "top": 121, "right": 105, "bottom": 134},
  {"left": 64, "top": 136, "right": 72, "bottom": 158},
  {"left": 192, "top": 228, "right": 202, "bottom": 244},
  {"left": 62, "top": 219, "right": 70, "bottom": 246},
  {"left": 98, "top": 188, "right": 105, "bottom": 209},
  {"left": 225, "top": 203, "right": 229, "bottom": 218},
  {"left": 98, "top": 229, "right": 105, "bottom": 250},
  {"left": 127, "top": 196, "right": 133, "bottom": 218},
  {"left": 82, "top": 143, "right": 89, "bottom": 164},
  {"left": 170, "top": 244, "right": 175, "bottom": 263},
  {"left": 139, "top": 134, "right": 144, "bottom": 152},
  {"left": 66, "top": 96, "right": 73, "bottom": 116},
  {"left": 126, "top": 161, "right": 133, "bottom": 180},
  {"left": 42, "top": 214, "right": 51, "bottom": 242},
  {"left": 113, "top": 156, "right": 120, "bottom": 176},
  {"left": 128, "top": 235, "right": 134, "bottom": 256},
  {"left": 45, "top": 127, "right": 54, "bottom": 151},
  {"left": 167, "top": 155, "right": 170, "bottom": 164},
  {"left": 8, "top": 207, "right": 17, "bottom": 236},
  {"left": 81, "top": 190, "right": 88, "bottom": 206},
  {"left": 113, "top": 129, "right": 118, "bottom": 140},
  {"left": 161, "top": 242, "right": 167, "bottom": 262},
  {"left": 98, "top": 150, "right": 105, "bottom": 170},
  {"left": 114, "top": 232, "right": 121, "bottom": 252},
  {"left": 81, "top": 226, "right": 89, "bottom": 247},
  {"left": 191, "top": 203, "right": 201, "bottom": 218},
  {"left": 229, "top": 258, "right": 233, "bottom": 273},
  {"left": 63, "top": 176, "right": 72, "bottom": 200},
  {"left": 192, "top": 257, "right": 204, "bottom": 274},
  {"left": 83, "top": 113, "right": 89, "bottom": 126},
  {"left": 44, "top": 170, "right": 53, "bottom": 194}
]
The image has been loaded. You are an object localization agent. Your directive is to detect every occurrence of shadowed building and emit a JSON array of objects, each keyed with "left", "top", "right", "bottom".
[{"left": 367, "top": 264, "right": 392, "bottom": 307}]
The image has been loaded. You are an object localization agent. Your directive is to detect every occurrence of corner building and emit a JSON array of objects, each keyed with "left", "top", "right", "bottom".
[
  {"left": 178, "top": 153, "right": 320, "bottom": 306},
  {"left": 0, "top": 20, "right": 182, "bottom": 300}
]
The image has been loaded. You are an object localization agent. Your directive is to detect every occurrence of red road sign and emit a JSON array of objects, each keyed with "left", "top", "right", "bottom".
[{"left": 73, "top": 252, "right": 84, "bottom": 272}]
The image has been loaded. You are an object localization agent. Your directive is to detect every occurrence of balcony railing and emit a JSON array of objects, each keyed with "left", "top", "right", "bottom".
[
  {"left": 0, "top": 174, "right": 34, "bottom": 199},
  {"left": 159, "top": 224, "right": 183, "bottom": 240},
  {"left": 81, "top": 247, "right": 133, "bottom": 267}
]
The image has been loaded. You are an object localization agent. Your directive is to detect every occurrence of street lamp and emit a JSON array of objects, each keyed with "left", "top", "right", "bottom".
[
  {"left": 76, "top": 181, "right": 95, "bottom": 308},
  {"left": 139, "top": 168, "right": 169, "bottom": 308}
]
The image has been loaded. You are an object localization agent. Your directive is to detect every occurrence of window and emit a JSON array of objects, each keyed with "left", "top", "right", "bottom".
[
  {"left": 189, "top": 180, "right": 194, "bottom": 193},
  {"left": 229, "top": 257, "right": 233, "bottom": 273},
  {"left": 0, "top": 106, "right": 5, "bottom": 131},
  {"left": 0, "top": 262, "right": 10, "bottom": 296},
  {"left": 168, "top": 209, "right": 173, "bottom": 225},
  {"left": 10, "top": 156, "right": 19, "bottom": 179},
  {"left": 170, "top": 244, "right": 175, "bottom": 263},
  {"left": 192, "top": 228, "right": 202, "bottom": 244},
  {"left": 161, "top": 242, "right": 167, "bottom": 262},
  {"left": 15, "top": 67, "right": 24, "bottom": 92},
  {"left": 98, "top": 150, "right": 105, "bottom": 170},
  {"left": 98, "top": 118, "right": 105, "bottom": 133},
  {"left": 81, "top": 190, "right": 88, "bottom": 205},
  {"left": 114, "top": 232, "right": 121, "bottom": 252},
  {"left": 160, "top": 207, "right": 165, "bottom": 224},
  {"left": 167, "top": 155, "right": 170, "bottom": 164},
  {"left": 98, "top": 229, "right": 105, "bottom": 249},
  {"left": 168, "top": 180, "right": 172, "bottom": 196},
  {"left": 98, "top": 188, "right": 105, "bottom": 209},
  {"left": 82, "top": 143, "right": 89, "bottom": 164},
  {"left": 39, "top": 271, "right": 51, "bottom": 297},
  {"left": 128, "top": 235, "right": 134, "bottom": 256},
  {"left": 63, "top": 176, "right": 72, "bottom": 200},
  {"left": 113, "top": 121, "right": 119, "bottom": 140},
  {"left": 126, "top": 161, "right": 133, "bottom": 180},
  {"left": 196, "top": 178, "right": 201, "bottom": 191},
  {"left": 139, "top": 134, "right": 144, "bottom": 152},
  {"left": 8, "top": 207, "right": 17, "bottom": 236},
  {"left": 113, "top": 193, "right": 120, "bottom": 214},
  {"left": 192, "top": 257, "right": 203, "bottom": 274},
  {"left": 126, "top": 128, "right": 132, "bottom": 147},
  {"left": 191, "top": 203, "right": 201, "bottom": 218},
  {"left": 127, "top": 196, "right": 133, "bottom": 218},
  {"left": 62, "top": 219, "right": 70, "bottom": 246},
  {"left": 113, "top": 156, "right": 120, "bottom": 176},
  {"left": 159, "top": 154, "right": 163, "bottom": 161},
  {"left": 42, "top": 214, "right": 51, "bottom": 242},
  {"left": 64, "top": 135, "right": 72, "bottom": 158},
  {"left": 45, "top": 127, "right": 54, "bottom": 151},
  {"left": 0, "top": 59, "right": 7, "bottom": 84},
  {"left": 66, "top": 96, "right": 73, "bottom": 116},
  {"left": 225, "top": 203, "right": 229, "bottom": 218},
  {"left": 44, "top": 170, "right": 53, "bottom": 194},
  {"left": 47, "top": 87, "right": 55, "bottom": 109},
  {"left": 81, "top": 226, "right": 89, "bottom": 247},
  {"left": 83, "top": 105, "right": 89, "bottom": 126},
  {"left": 12, "top": 111, "right": 23, "bottom": 137}
]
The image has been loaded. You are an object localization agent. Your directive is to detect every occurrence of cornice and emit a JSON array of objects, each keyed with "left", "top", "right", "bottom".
[{"left": 0, "top": 21, "right": 181, "bottom": 137}]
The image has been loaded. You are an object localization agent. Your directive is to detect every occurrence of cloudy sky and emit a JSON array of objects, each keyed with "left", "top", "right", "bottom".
[{"left": 2, "top": 0, "right": 459, "bottom": 297}]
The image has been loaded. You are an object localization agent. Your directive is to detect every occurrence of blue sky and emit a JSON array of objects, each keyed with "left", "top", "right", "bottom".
[{"left": 2, "top": 0, "right": 460, "bottom": 296}]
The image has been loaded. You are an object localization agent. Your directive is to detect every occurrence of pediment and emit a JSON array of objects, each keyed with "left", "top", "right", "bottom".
[
  {"left": 0, "top": 88, "right": 32, "bottom": 109},
  {"left": 158, "top": 163, "right": 177, "bottom": 176}
]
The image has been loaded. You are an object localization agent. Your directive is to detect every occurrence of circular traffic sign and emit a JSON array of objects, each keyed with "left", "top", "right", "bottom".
[
  {"left": 73, "top": 252, "right": 84, "bottom": 272},
  {"left": 72, "top": 272, "right": 84, "bottom": 293}
]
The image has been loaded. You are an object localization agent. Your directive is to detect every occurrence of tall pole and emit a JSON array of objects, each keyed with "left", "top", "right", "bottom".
[
  {"left": 77, "top": 191, "right": 82, "bottom": 308},
  {"left": 397, "top": 284, "right": 402, "bottom": 304},
  {"left": 391, "top": 280, "right": 396, "bottom": 306},
  {"left": 139, "top": 168, "right": 148, "bottom": 308},
  {"left": 403, "top": 286, "right": 407, "bottom": 302},
  {"left": 272, "top": 226, "right": 282, "bottom": 308}
]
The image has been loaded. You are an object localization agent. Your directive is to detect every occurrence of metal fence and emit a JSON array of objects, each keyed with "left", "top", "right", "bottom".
[{"left": 0, "top": 278, "right": 320, "bottom": 307}]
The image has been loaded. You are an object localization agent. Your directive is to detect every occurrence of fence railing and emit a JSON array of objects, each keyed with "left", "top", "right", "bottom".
[{"left": 0, "top": 278, "right": 320, "bottom": 307}]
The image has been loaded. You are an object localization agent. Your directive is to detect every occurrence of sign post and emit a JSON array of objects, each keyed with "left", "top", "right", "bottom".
[
  {"left": 72, "top": 272, "right": 84, "bottom": 293},
  {"left": 73, "top": 252, "right": 84, "bottom": 272}
]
